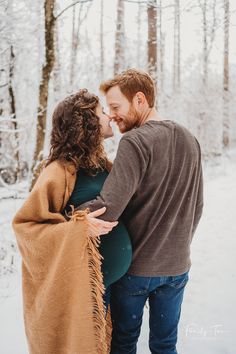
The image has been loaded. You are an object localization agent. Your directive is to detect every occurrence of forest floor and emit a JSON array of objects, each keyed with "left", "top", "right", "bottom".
[{"left": 0, "top": 154, "right": 235, "bottom": 354}]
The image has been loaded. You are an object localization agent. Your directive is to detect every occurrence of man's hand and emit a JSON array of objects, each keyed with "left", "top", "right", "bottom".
[{"left": 86, "top": 207, "right": 118, "bottom": 237}]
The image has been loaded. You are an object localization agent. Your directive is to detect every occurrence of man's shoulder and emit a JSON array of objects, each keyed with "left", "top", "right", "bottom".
[
  {"left": 119, "top": 129, "right": 145, "bottom": 151},
  {"left": 172, "top": 121, "right": 199, "bottom": 145},
  {"left": 121, "top": 129, "right": 139, "bottom": 142},
  {"left": 119, "top": 120, "right": 199, "bottom": 152},
  {"left": 120, "top": 120, "right": 168, "bottom": 145}
]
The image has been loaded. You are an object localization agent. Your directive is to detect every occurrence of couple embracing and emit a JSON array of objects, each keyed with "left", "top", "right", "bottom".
[{"left": 13, "top": 69, "right": 203, "bottom": 354}]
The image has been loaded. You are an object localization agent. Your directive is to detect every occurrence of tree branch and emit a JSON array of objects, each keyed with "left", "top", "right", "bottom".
[
  {"left": 123, "top": 0, "right": 173, "bottom": 9},
  {"left": 55, "top": 0, "right": 93, "bottom": 20}
]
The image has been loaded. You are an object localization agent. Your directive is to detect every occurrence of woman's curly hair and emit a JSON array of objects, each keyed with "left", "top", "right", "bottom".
[{"left": 46, "top": 89, "right": 108, "bottom": 174}]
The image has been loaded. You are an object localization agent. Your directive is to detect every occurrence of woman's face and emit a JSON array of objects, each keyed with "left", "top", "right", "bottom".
[{"left": 95, "top": 103, "right": 114, "bottom": 139}]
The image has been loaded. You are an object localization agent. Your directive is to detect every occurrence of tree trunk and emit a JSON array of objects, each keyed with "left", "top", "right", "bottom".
[
  {"left": 100, "top": 0, "right": 104, "bottom": 80},
  {"left": 136, "top": 0, "right": 142, "bottom": 68},
  {"left": 8, "top": 46, "right": 16, "bottom": 120},
  {"left": 70, "top": 5, "right": 77, "bottom": 89},
  {"left": 70, "top": 3, "right": 90, "bottom": 89},
  {"left": 31, "top": 0, "right": 55, "bottom": 190},
  {"left": 8, "top": 45, "right": 20, "bottom": 180},
  {"left": 159, "top": 0, "right": 164, "bottom": 90},
  {"left": 198, "top": 0, "right": 217, "bottom": 86},
  {"left": 147, "top": 0, "right": 158, "bottom": 87},
  {"left": 114, "top": 0, "right": 125, "bottom": 75},
  {"left": 53, "top": 20, "right": 61, "bottom": 103},
  {"left": 202, "top": 0, "right": 208, "bottom": 85},
  {"left": 223, "top": 0, "right": 230, "bottom": 148},
  {"left": 173, "top": 0, "right": 180, "bottom": 90}
]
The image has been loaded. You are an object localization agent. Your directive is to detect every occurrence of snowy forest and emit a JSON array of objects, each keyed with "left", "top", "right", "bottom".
[{"left": 0, "top": 0, "right": 236, "bottom": 353}]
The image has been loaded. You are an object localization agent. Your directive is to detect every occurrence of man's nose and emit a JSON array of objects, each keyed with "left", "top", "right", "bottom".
[{"left": 108, "top": 113, "right": 116, "bottom": 121}]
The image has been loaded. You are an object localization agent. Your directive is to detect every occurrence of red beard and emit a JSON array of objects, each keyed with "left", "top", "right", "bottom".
[{"left": 116, "top": 104, "right": 141, "bottom": 133}]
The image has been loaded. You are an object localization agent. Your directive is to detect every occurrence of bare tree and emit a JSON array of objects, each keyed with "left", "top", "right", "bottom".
[
  {"left": 31, "top": 0, "right": 56, "bottom": 190},
  {"left": 100, "top": 0, "right": 104, "bottom": 80},
  {"left": 198, "top": 0, "right": 217, "bottom": 86},
  {"left": 53, "top": 19, "right": 62, "bottom": 103},
  {"left": 158, "top": 0, "right": 165, "bottom": 90},
  {"left": 147, "top": 0, "right": 158, "bottom": 86},
  {"left": 0, "top": 1, "right": 21, "bottom": 182},
  {"left": 136, "top": 0, "right": 142, "bottom": 68},
  {"left": 202, "top": 0, "right": 208, "bottom": 84},
  {"left": 8, "top": 45, "right": 21, "bottom": 179},
  {"left": 70, "top": 5, "right": 77, "bottom": 88},
  {"left": 69, "top": 2, "right": 91, "bottom": 90},
  {"left": 223, "top": 0, "right": 230, "bottom": 148},
  {"left": 114, "top": 0, "right": 125, "bottom": 75},
  {"left": 173, "top": 0, "right": 180, "bottom": 90},
  {"left": 8, "top": 48, "right": 16, "bottom": 120}
]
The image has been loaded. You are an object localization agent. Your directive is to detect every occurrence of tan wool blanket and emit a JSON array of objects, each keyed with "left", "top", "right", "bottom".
[{"left": 12, "top": 160, "right": 111, "bottom": 354}]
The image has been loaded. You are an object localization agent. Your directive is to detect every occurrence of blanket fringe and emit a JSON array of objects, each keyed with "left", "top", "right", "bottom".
[{"left": 71, "top": 209, "right": 109, "bottom": 354}]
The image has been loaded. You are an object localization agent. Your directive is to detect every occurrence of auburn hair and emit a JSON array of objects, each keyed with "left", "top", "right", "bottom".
[
  {"left": 99, "top": 68, "right": 156, "bottom": 107},
  {"left": 46, "top": 89, "right": 108, "bottom": 174}
]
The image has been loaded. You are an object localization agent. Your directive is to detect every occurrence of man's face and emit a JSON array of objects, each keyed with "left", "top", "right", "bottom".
[{"left": 106, "top": 85, "right": 141, "bottom": 133}]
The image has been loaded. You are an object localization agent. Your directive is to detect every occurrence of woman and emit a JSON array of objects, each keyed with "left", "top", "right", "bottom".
[{"left": 12, "top": 89, "right": 132, "bottom": 354}]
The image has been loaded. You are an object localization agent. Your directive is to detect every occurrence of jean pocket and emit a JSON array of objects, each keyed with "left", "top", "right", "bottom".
[
  {"left": 168, "top": 272, "right": 189, "bottom": 289},
  {"left": 114, "top": 273, "right": 149, "bottom": 296}
]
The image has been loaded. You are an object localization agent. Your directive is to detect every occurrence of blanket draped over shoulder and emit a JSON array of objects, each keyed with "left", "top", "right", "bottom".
[{"left": 12, "top": 160, "right": 111, "bottom": 354}]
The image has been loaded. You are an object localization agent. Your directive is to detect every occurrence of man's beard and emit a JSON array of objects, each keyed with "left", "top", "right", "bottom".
[{"left": 118, "top": 104, "right": 141, "bottom": 133}]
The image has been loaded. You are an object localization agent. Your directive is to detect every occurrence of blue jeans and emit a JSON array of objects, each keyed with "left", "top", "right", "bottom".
[{"left": 110, "top": 271, "right": 189, "bottom": 354}]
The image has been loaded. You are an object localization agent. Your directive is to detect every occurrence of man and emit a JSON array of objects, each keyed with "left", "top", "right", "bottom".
[{"left": 80, "top": 68, "right": 203, "bottom": 354}]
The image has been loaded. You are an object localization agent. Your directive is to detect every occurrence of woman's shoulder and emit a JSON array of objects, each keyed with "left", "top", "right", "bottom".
[
  {"left": 42, "top": 159, "right": 76, "bottom": 177},
  {"left": 33, "top": 159, "right": 76, "bottom": 191}
]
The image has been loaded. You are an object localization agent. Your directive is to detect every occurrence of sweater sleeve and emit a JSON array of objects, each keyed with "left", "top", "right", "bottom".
[
  {"left": 78, "top": 136, "right": 148, "bottom": 221},
  {"left": 192, "top": 165, "right": 204, "bottom": 235},
  {"left": 192, "top": 139, "right": 204, "bottom": 235}
]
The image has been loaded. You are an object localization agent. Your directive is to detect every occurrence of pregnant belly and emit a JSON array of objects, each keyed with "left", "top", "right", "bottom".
[{"left": 99, "top": 220, "right": 132, "bottom": 288}]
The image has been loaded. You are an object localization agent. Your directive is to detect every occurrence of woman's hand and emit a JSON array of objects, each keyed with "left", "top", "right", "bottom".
[{"left": 86, "top": 207, "right": 118, "bottom": 237}]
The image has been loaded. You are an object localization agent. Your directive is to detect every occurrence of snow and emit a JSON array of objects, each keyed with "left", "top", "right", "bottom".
[{"left": 0, "top": 159, "right": 236, "bottom": 354}]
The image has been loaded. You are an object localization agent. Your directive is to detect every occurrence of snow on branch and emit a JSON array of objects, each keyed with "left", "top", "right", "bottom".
[
  {"left": 0, "top": 128, "right": 23, "bottom": 133},
  {"left": 123, "top": 0, "right": 173, "bottom": 9},
  {"left": 55, "top": 0, "right": 93, "bottom": 20}
]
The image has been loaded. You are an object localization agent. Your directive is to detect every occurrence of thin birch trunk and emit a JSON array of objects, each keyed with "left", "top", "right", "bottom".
[
  {"left": 114, "top": 0, "right": 125, "bottom": 75},
  {"left": 223, "top": 0, "right": 230, "bottom": 148},
  {"left": 31, "top": 0, "right": 55, "bottom": 190}
]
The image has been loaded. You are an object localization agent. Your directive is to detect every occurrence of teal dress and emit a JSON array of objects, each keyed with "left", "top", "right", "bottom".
[{"left": 64, "top": 168, "right": 132, "bottom": 288}]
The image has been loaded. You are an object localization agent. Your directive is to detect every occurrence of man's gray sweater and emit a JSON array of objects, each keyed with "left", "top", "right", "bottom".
[{"left": 81, "top": 120, "right": 203, "bottom": 276}]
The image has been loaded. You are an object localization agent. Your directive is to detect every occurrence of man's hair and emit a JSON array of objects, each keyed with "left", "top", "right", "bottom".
[{"left": 99, "top": 68, "right": 156, "bottom": 108}]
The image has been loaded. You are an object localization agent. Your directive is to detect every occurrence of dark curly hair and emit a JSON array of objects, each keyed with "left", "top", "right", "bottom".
[{"left": 46, "top": 89, "right": 108, "bottom": 174}]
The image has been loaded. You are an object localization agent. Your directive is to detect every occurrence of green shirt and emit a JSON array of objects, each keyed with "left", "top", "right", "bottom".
[{"left": 64, "top": 168, "right": 132, "bottom": 288}]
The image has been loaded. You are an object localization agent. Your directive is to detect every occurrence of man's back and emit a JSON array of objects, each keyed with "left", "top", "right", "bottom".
[{"left": 121, "top": 120, "right": 203, "bottom": 276}]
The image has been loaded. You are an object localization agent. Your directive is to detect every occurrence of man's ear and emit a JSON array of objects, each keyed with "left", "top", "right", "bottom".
[{"left": 136, "top": 91, "right": 146, "bottom": 106}]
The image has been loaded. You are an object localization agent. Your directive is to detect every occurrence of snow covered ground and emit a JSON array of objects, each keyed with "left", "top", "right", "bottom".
[{"left": 0, "top": 157, "right": 236, "bottom": 354}]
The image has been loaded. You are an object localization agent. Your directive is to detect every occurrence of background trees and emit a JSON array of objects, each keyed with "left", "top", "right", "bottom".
[{"left": 0, "top": 0, "right": 235, "bottom": 189}]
